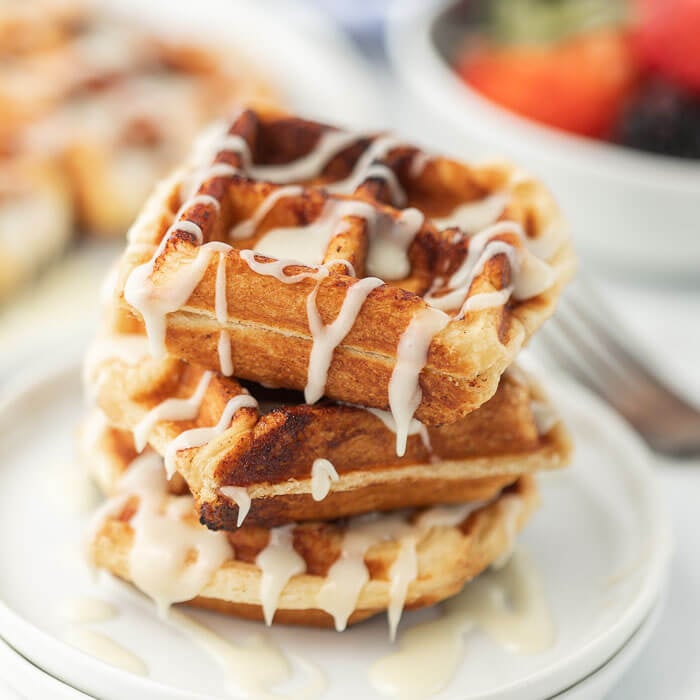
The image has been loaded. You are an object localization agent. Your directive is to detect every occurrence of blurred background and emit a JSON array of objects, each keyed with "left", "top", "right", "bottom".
[{"left": 0, "top": 0, "right": 698, "bottom": 697}]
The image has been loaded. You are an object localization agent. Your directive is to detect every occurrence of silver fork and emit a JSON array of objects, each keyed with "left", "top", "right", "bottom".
[{"left": 534, "top": 277, "right": 700, "bottom": 457}]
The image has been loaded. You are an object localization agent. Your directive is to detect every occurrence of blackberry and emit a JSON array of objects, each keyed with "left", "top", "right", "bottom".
[{"left": 616, "top": 81, "right": 700, "bottom": 159}]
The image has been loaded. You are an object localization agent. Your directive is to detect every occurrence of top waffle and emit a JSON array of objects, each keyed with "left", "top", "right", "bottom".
[{"left": 111, "top": 108, "right": 575, "bottom": 450}]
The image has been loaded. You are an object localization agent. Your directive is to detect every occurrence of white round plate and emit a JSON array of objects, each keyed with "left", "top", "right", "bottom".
[
  {"left": 0, "top": 357, "right": 670, "bottom": 700},
  {"left": 551, "top": 590, "right": 664, "bottom": 700},
  {"left": 0, "top": 637, "right": 93, "bottom": 700}
]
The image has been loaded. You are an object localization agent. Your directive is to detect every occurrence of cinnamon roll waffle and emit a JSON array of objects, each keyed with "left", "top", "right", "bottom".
[
  {"left": 83, "top": 419, "right": 538, "bottom": 635},
  {"left": 85, "top": 341, "right": 570, "bottom": 529},
  {"left": 113, "top": 108, "right": 575, "bottom": 442}
]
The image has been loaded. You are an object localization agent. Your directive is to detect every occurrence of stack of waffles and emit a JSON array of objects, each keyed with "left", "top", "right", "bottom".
[
  {"left": 0, "top": 0, "right": 275, "bottom": 300},
  {"left": 83, "top": 108, "right": 576, "bottom": 637}
]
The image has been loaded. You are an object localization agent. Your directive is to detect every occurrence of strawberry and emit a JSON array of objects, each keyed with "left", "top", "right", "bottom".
[
  {"left": 456, "top": 29, "right": 638, "bottom": 138},
  {"left": 632, "top": 0, "right": 700, "bottom": 94}
]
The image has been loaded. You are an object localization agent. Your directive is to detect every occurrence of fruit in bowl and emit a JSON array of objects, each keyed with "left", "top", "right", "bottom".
[{"left": 453, "top": 0, "right": 700, "bottom": 159}]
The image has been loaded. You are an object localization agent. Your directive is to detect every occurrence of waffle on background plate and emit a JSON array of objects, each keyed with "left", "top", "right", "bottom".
[
  {"left": 0, "top": 0, "right": 276, "bottom": 301},
  {"left": 83, "top": 107, "right": 575, "bottom": 634}
]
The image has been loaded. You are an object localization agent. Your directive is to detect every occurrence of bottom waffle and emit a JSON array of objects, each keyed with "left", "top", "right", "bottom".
[{"left": 84, "top": 420, "right": 539, "bottom": 637}]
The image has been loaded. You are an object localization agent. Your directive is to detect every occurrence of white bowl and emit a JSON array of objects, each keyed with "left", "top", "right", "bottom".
[{"left": 386, "top": 0, "right": 700, "bottom": 277}]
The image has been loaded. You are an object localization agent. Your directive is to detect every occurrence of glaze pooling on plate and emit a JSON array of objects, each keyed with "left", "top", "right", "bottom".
[{"left": 369, "top": 550, "right": 555, "bottom": 700}]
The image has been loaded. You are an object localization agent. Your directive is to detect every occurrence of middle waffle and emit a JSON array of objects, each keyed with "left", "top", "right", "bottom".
[{"left": 86, "top": 334, "right": 571, "bottom": 531}]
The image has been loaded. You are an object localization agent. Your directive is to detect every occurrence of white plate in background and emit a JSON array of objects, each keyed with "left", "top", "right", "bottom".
[{"left": 0, "top": 355, "right": 670, "bottom": 700}]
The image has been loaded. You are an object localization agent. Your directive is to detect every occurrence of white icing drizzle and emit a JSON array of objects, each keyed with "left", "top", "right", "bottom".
[
  {"left": 530, "top": 400, "right": 559, "bottom": 435},
  {"left": 215, "top": 252, "right": 233, "bottom": 376},
  {"left": 124, "top": 240, "right": 232, "bottom": 358},
  {"left": 255, "top": 525, "right": 306, "bottom": 625},
  {"left": 365, "top": 207, "right": 424, "bottom": 281},
  {"left": 316, "top": 514, "right": 414, "bottom": 636},
  {"left": 237, "top": 253, "right": 378, "bottom": 408},
  {"left": 217, "top": 330, "right": 233, "bottom": 377},
  {"left": 166, "top": 608, "right": 326, "bottom": 700},
  {"left": 64, "top": 627, "right": 148, "bottom": 676},
  {"left": 310, "top": 458, "right": 339, "bottom": 501},
  {"left": 92, "top": 452, "right": 233, "bottom": 616},
  {"left": 424, "top": 222, "right": 555, "bottom": 316},
  {"left": 164, "top": 393, "right": 258, "bottom": 478},
  {"left": 248, "top": 129, "right": 361, "bottom": 183},
  {"left": 431, "top": 192, "right": 508, "bottom": 235},
  {"left": 219, "top": 486, "right": 251, "bottom": 527},
  {"left": 388, "top": 307, "right": 449, "bottom": 457},
  {"left": 317, "top": 499, "right": 498, "bottom": 638},
  {"left": 365, "top": 407, "right": 431, "bottom": 453},
  {"left": 229, "top": 185, "right": 304, "bottom": 239},
  {"left": 305, "top": 276, "right": 383, "bottom": 403},
  {"left": 409, "top": 150, "right": 433, "bottom": 178},
  {"left": 369, "top": 550, "right": 554, "bottom": 700},
  {"left": 327, "top": 136, "right": 406, "bottom": 206},
  {"left": 253, "top": 198, "right": 360, "bottom": 266},
  {"left": 133, "top": 371, "right": 213, "bottom": 453},
  {"left": 491, "top": 496, "right": 524, "bottom": 569},
  {"left": 253, "top": 197, "right": 423, "bottom": 282},
  {"left": 58, "top": 597, "right": 118, "bottom": 624},
  {"left": 387, "top": 538, "right": 419, "bottom": 641}
]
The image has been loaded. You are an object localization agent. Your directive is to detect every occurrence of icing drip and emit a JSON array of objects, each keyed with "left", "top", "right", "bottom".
[
  {"left": 530, "top": 400, "right": 559, "bottom": 435},
  {"left": 91, "top": 452, "right": 233, "bottom": 616},
  {"left": 133, "top": 371, "right": 213, "bottom": 453},
  {"left": 316, "top": 514, "right": 415, "bottom": 635},
  {"left": 409, "top": 150, "right": 433, "bottom": 178},
  {"left": 327, "top": 136, "right": 406, "bottom": 206},
  {"left": 369, "top": 550, "right": 554, "bottom": 700},
  {"left": 431, "top": 192, "right": 508, "bottom": 234},
  {"left": 164, "top": 393, "right": 258, "bottom": 478},
  {"left": 215, "top": 252, "right": 233, "bottom": 376},
  {"left": 229, "top": 185, "right": 304, "bottom": 239},
  {"left": 388, "top": 307, "right": 449, "bottom": 457},
  {"left": 124, "top": 240, "right": 232, "bottom": 358},
  {"left": 64, "top": 627, "right": 148, "bottom": 676},
  {"left": 253, "top": 198, "right": 373, "bottom": 267},
  {"left": 219, "top": 486, "right": 251, "bottom": 527},
  {"left": 310, "top": 458, "right": 339, "bottom": 501},
  {"left": 424, "top": 222, "right": 555, "bottom": 316},
  {"left": 491, "top": 496, "right": 524, "bottom": 569},
  {"left": 238, "top": 253, "right": 375, "bottom": 406},
  {"left": 316, "top": 500, "right": 497, "bottom": 637},
  {"left": 217, "top": 331, "right": 233, "bottom": 377},
  {"left": 248, "top": 129, "right": 362, "bottom": 183},
  {"left": 251, "top": 195, "right": 422, "bottom": 281},
  {"left": 166, "top": 608, "right": 326, "bottom": 699},
  {"left": 365, "top": 207, "right": 424, "bottom": 281},
  {"left": 387, "top": 538, "right": 419, "bottom": 641},
  {"left": 255, "top": 525, "right": 306, "bottom": 625},
  {"left": 365, "top": 407, "right": 431, "bottom": 453},
  {"left": 58, "top": 597, "right": 118, "bottom": 624},
  {"left": 305, "top": 276, "right": 383, "bottom": 403}
]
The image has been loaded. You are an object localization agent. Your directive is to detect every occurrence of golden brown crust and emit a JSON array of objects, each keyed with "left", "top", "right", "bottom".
[
  {"left": 87, "top": 351, "right": 570, "bottom": 529},
  {"left": 112, "top": 107, "right": 575, "bottom": 423},
  {"left": 90, "top": 476, "right": 539, "bottom": 627}
]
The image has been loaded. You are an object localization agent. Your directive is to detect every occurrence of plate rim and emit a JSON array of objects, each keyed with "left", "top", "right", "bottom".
[{"left": 0, "top": 356, "right": 672, "bottom": 700}]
